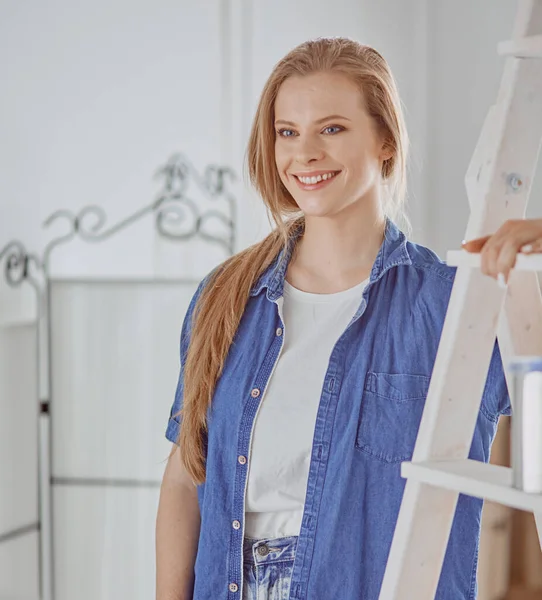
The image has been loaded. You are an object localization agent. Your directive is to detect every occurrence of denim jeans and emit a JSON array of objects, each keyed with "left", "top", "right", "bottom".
[{"left": 242, "top": 535, "right": 297, "bottom": 600}]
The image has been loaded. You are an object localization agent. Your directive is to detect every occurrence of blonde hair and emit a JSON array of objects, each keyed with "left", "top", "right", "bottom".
[{"left": 178, "top": 37, "right": 409, "bottom": 483}]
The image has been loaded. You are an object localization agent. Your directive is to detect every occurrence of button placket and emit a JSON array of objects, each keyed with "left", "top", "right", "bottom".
[{"left": 228, "top": 314, "right": 285, "bottom": 597}]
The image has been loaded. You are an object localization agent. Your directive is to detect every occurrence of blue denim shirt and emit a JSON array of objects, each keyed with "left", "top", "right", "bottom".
[{"left": 166, "top": 220, "right": 510, "bottom": 600}]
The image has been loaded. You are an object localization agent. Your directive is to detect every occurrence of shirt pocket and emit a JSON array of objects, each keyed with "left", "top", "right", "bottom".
[{"left": 355, "top": 372, "right": 430, "bottom": 463}]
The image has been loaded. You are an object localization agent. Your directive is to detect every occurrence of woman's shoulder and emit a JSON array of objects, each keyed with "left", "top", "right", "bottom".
[{"left": 405, "top": 239, "right": 457, "bottom": 287}]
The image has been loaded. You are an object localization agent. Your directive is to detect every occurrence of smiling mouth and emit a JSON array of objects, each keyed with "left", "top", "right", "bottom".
[
  {"left": 292, "top": 170, "right": 341, "bottom": 190},
  {"left": 294, "top": 171, "right": 340, "bottom": 185}
]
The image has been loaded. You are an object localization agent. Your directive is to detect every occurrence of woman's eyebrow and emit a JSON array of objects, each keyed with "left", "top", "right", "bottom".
[{"left": 274, "top": 114, "right": 352, "bottom": 127}]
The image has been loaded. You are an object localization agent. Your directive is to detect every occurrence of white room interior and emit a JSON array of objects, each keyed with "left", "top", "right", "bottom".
[{"left": 1, "top": 1, "right": 541, "bottom": 599}]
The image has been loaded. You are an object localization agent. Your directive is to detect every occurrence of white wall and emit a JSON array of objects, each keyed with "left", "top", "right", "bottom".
[
  {"left": 425, "top": 0, "right": 542, "bottom": 257},
  {"left": 0, "top": 0, "right": 230, "bottom": 324},
  {"left": 0, "top": 325, "right": 39, "bottom": 600}
]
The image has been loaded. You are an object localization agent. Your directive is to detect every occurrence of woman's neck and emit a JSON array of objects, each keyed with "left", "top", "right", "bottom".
[{"left": 286, "top": 202, "right": 386, "bottom": 294}]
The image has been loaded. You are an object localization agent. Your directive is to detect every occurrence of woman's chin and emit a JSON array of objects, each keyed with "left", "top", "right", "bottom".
[{"left": 296, "top": 202, "right": 342, "bottom": 219}]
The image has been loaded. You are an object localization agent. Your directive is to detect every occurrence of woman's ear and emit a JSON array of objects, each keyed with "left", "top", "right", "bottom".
[{"left": 379, "top": 140, "right": 394, "bottom": 162}]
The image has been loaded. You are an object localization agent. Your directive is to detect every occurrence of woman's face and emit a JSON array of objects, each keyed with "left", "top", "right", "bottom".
[{"left": 274, "top": 71, "right": 390, "bottom": 219}]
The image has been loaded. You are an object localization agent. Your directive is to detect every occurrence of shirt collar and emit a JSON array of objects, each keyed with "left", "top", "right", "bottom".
[{"left": 250, "top": 218, "right": 412, "bottom": 301}]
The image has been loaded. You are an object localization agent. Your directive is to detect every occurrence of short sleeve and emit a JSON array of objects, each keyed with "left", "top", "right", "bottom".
[
  {"left": 481, "top": 341, "right": 511, "bottom": 420},
  {"left": 165, "top": 277, "right": 209, "bottom": 445}
]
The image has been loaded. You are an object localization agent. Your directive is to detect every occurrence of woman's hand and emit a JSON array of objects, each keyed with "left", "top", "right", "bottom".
[{"left": 461, "top": 218, "right": 542, "bottom": 287}]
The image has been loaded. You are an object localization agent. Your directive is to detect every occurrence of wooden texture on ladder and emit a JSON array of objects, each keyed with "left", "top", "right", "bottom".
[
  {"left": 477, "top": 417, "right": 512, "bottom": 600},
  {"left": 379, "top": 1, "right": 542, "bottom": 598}
]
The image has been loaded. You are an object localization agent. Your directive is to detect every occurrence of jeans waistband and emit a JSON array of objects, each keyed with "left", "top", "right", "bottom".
[{"left": 243, "top": 535, "right": 298, "bottom": 565}]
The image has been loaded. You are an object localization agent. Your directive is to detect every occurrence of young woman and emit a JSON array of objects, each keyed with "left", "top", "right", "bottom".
[{"left": 155, "top": 38, "right": 509, "bottom": 600}]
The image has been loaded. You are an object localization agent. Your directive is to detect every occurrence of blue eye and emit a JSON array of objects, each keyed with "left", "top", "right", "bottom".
[
  {"left": 323, "top": 125, "right": 343, "bottom": 135},
  {"left": 277, "top": 129, "right": 296, "bottom": 137}
]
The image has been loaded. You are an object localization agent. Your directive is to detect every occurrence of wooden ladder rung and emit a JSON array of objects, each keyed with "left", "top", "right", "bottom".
[
  {"left": 447, "top": 250, "right": 542, "bottom": 271},
  {"left": 498, "top": 35, "right": 542, "bottom": 58},
  {"left": 401, "top": 459, "right": 542, "bottom": 513}
]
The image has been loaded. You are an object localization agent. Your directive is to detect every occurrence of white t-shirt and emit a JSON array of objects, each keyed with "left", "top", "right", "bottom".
[{"left": 244, "top": 277, "right": 368, "bottom": 539}]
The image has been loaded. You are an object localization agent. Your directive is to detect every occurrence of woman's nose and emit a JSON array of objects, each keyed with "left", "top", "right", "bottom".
[{"left": 296, "top": 137, "right": 325, "bottom": 164}]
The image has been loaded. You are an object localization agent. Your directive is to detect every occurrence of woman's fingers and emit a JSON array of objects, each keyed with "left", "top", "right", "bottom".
[
  {"left": 494, "top": 241, "right": 519, "bottom": 285},
  {"left": 481, "top": 241, "right": 501, "bottom": 279},
  {"left": 461, "top": 219, "right": 542, "bottom": 284},
  {"left": 521, "top": 239, "right": 542, "bottom": 253},
  {"left": 462, "top": 236, "right": 490, "bottom": 253}
]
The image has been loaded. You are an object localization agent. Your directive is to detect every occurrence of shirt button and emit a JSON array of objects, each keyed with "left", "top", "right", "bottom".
[
  {"left": 276, "top": 327, "right": 283, "bottom": 336},
  {"left": 232, "top": 520, "right": 241, "bottom": 530},
  {"left": 251, "top": 388, "right": 260, "bottom": 398},
  {"left": 238, "top": 455, "right": 247, "bottom": 465},
  {"left": 229, "top": 583, "right": 238, "bottom": 593}
]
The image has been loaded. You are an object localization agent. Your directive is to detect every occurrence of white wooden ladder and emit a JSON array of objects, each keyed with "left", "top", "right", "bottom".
[{"left": 379, "top": 1, "right": 542, "bottom": 597}]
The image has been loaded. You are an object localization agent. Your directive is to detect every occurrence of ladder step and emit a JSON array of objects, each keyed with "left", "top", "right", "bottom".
[
  {"left": 402, "top": 459, "right": 542, "bottom": 512},
  {"left": 498, "top": 35, "right": 542, "bottom": 58},
  {"left": 447, "top": 249, "right": 542, "bottom": 271}
]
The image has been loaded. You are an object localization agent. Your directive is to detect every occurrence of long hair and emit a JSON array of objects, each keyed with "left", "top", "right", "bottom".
[{"left": 178, "top": 37, "right": 409, "bottom": 484}]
